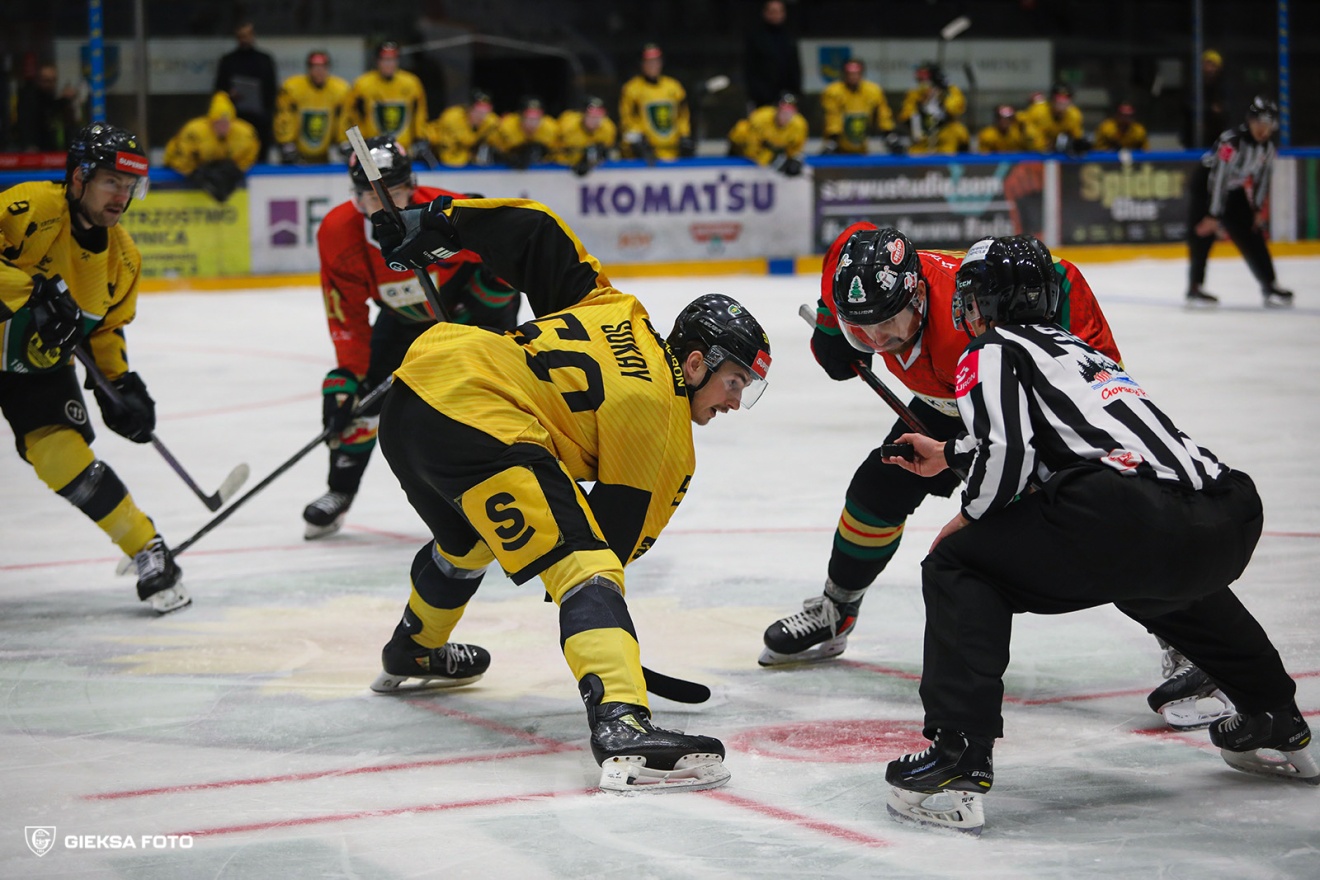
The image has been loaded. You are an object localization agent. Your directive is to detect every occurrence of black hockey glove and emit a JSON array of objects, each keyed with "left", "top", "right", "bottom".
[
  {"left": 770, "top": 152, "right": 803, "bottom": 177},
  {"left": 279, "top": 143, "right": 300, "bottom": 165},
  {"left": 811, "top": 322, "right": 872, "bottom": 381},
  {"left": 320, "top": 367, "right": 360, "bottom": 436},
  {"left": 371, "top": 196, "right": 459, "bottom": 272},
  {"left": 821, "top": 136, "right": 840, "bottom": 155},
  {"left": 94, "top": 371, "right": 156, "bottom": 443},
  {"left": 27, "top": 273, "right": 85, "bottom": 354},
  {"left": 678, "top": 136, "right": 696, "bottom": 158}
]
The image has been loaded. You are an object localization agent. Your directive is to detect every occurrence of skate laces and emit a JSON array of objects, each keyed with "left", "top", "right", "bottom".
[
  {"left": 1219, "top": 712, "right": 1248, "bottom": 733},
  {"left": 781, "top": 596, "right": 839, "bottom": 638},
  {"left": 134, "top": 538, "right": 168, "bottom": 580},
  {"left": 1161, "top": 646, "right": 1190, "bottom": 679},
  {"left": 309, "top": 491, "right": 351, "bottom": 515},
  {"left": 439, "top": 643, "right": 478, "bottom": 674}
]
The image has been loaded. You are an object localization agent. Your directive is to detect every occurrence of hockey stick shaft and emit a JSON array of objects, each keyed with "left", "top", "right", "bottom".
[
  {"left": 344, "top": 126, "right": 451, "bottom": 323},
  {"left": 75, "top": 347, "right": 246, "bottom": 511},
  {"left": 641, "top": 665, "right": 710, "bottom": 704},
  {"left": 172, "top": 376, "right": 395, "bottom": 557}
]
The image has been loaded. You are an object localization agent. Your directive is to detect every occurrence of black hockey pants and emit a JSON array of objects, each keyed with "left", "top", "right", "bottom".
[{"left": 1187, "top": 171, "right": 1277, "bottom": 290}]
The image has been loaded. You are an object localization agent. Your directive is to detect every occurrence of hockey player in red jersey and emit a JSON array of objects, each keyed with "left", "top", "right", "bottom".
[{"left": 303, "top": 136, "right": 520, "bottom": 537}]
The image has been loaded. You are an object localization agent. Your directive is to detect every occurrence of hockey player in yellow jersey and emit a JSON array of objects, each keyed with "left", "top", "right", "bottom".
[
  {"left": 1093, "top": 102, "right": 1149, "bottom": 151},
  {"left": 368, "top": 196, "right": 772, "bottom": 792},
  {"left": 1021, "top": 84, "right": 1086, "bottom": 154},
  {"left": 488, "top": 97, "right": 561, "bottom": 170},
  {"left": 618, "top": 44, "right": 693, "bottom": 161},
  {"left": 339, "top": 42, "right": 428, "bottom": 150},
  {"left": 0, "top": 123, "right": 189, "bottom": 614},
  {"left": 557, "top": 96, "right": 617, "bottom": 175},
  {"left": 976, "top": 104, "right": 1046, "bottom": 153},
  {"left": 898, "top": 62, "right": 969, "bottom": 155},
  {"left": 274, "top": 50, "right": 351, "bottom": 163},
  {"left": 820, "top": 58, "right": 898, "bottom": 155},
  {"left": 728, "top": 92, "right": 807, "bottom": 175},
  {"left": 164, "top": 92, "right": 261, "bottom": 201},
  {"left": 424, "top": 89, "right": 499, "bottom": 167}
]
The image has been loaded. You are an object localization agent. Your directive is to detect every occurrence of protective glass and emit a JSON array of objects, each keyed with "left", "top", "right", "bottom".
[
  {"left": 703, "top": 344, "right": 770, "bottom": 408},
  {"left": 835, "top": 292, "right": 920, "bottom": 353}
]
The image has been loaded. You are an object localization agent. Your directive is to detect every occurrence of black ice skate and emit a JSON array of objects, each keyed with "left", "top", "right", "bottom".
[
  {"left": 369, "top": 638, "right": 490, "bottom": 693},
  {"left": 1262, "top": 283, "right": 1295, "bottom": 308},
  {"left": 581, "top": 675, "right": 729, "bottom": 793},
  {"left": 134, "top": 536, "right": 190, "bottom": 614},
  {"left": 303, "top": 490, "right": 354, "bottom": 539},
  {"left": 1185, "top": 285, "right": 1220, "bottom": 307},
  {"left": 885, "top": 730, "right": 993, "bottom": 835},
  {"left": 1209, "top": 701, "right": 1319, "bottom": 785},
  {"left": 759, "top": 590, "right": 860, "bottom": 667},
  {"left": 1147, "top": 659, "right": 1234, "bottom": 731}
]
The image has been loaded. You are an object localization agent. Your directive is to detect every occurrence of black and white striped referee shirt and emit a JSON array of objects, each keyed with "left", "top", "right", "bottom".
[
  {"left": 949, "top": 323, "right": 1228, "bottom": 521},
  {"left": 1205, "top": 124, "right": 1275, "bottom": 217}
]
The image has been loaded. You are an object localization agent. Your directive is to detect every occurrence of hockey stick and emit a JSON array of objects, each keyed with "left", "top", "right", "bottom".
[
  {"left": 75, "top": 347, "right": 249, "bottom": 512},
  {"left": 641, "top": 665, "right": 710, "bottom": 704},
  {"left": 345, "top": 125, "right": 451, "bottom": 322},
  {"left": 115, "top": 377, "right": 396, "bottom": 575}
]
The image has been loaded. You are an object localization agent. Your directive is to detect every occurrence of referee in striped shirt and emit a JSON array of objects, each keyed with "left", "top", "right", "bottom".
[{"left": 874, "top": 235, "right": 1314, "bottom": 834}]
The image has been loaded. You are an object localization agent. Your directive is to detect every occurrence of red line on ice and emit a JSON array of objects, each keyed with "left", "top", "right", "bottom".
[{"left": 705, "top": 790, "right": 891, "bottom": 848}]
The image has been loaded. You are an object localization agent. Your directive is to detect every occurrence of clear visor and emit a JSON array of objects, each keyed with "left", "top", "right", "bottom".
[
  {"left": 704, "top": 344, "right": 769, "bottom": 409},
  {"left": 951, "top": 284, "right": 986, "bottom": 338},
  {"left": 90, "top": 170, "right": 149, "bottom": 201},
  {"left": 836, "top": 295, "right": 919, "bottom": 354}
]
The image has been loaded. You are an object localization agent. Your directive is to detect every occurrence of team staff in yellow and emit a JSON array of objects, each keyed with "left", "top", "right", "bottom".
[
  {"left": 728, "top": 92, "right": 807, "bottom": 175},
  {"left": 1093, "top": 102, "right": 1149, "bottom": 151},
  {"left": 274, "top": 50, "right": 351, "bottom": 163},
  {"left": 366, "top": 195, "right": 772, "bottom": 792},
  {"left": 976, "top": 104, "right": 1046, "bottom": 153},
  {"left": 340, "top": 42, "right": 428, "bottom": 150},
  {"left": 618, "top": 44, "right": 693, "bottom": 161},
  {"left": 0, "top": 123, "right": 189, "bottom": 614},
  {"left": 898, "top": 62, "right": 969, "bottom": 155},
  {"left": 164, "top": 92, "right": 260, "bottom": 201},
  {"left": 488, "top": 97, "right": 561, "bottom": 169},
  {"left": 425, "top": 89, "right": 499, "bottom": 167},
  {"left": 820, "top": 58, "right": 897, "bottom": 155},
  {"left": 557, "top": 96, "right": 617, "bottom": 175}
]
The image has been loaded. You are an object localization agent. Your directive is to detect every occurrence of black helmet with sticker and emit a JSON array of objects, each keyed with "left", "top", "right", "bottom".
[
  {"left": 831, "top": 227, "right": 923, "bottom": 326},
  {"left": 667, "top": 293, "right": 772, "bottom": 407}
]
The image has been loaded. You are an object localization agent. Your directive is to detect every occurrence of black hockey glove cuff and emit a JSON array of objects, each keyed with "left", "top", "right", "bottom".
[
  {"left": 321, "top": 367, "right": 360, "bottom": 435},
  {"left": 372, "top": 196, "right": 459, "bottom": 272},
  {"left": 95, "top": 371, "right": 156, "bottom": 443},
  {"left": 810, "top": 320, "right": 871, "bottom": 381},
  {"left": 27, "top": 273, "right": 85, "bottom": 354}
]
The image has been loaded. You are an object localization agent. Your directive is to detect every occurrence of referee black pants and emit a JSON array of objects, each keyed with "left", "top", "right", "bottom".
[
  {"left": 1187, "top": 170, "right": 1277, "bottom": 290},
  {"left": 918, "top": 466, "right": 1294, "bottom": 740}
]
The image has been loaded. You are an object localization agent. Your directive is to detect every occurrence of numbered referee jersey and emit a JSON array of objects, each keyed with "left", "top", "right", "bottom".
[{"left": 950, "top": 322, "right": 1228, "bottom": 521}]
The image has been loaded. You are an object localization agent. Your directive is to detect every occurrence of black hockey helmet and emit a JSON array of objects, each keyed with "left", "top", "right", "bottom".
[
  {"left": 347, "top": 135, "right": 414, "bottom": 193},
  {"left": 667, "top": 293, "right": 772, "bottom": 407},
  {"left": 66, "top": 122, "right": 149, "bottom": 198},
  {"left": 954, "top": 235, "right": 1060, "bottom": 335},
  {"left": 1246, "top": 95, "right": 1279, "bottom": 126},
  {"left": 832, "top": 227, "right": 923, "bottom": 327}
]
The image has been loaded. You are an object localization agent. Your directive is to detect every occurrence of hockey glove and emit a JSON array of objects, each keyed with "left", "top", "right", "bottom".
[
  {"left": 770, "top": 152, "right": 803, "bottom": 177},
  {"left": 883, "top": 131, "right": 908, "bottom": 155},
  {"left": 27, "top": 273, "right": 85, "bottom": 355},
  {"left": 810, "top": 305, "right": 872, "bottom": 381},
  {"left": 94, "top": 371, "right": 156, "bottom": 442},
  {"left": 321, "top": 367, "right": 360, "bottom": 435},
  {"left": 279, "top": 143, "right": 300, "bottom": 165},
  {"left": 371, "top": 196, "right": 460, "bottom": 272},
  {"left": 678, "top": 136, "right": 696, "bottom": 158}
]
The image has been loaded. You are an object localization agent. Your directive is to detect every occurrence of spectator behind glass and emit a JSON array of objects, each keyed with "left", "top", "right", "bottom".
[
  {"left": 214, "top": 21, "right": 278, "bottom": 162},
  {"left": 15, "top": 64, "right": 79, "bottom": 152},
  {"left": 1182, "top": 49, "right": 1230, "bottom": 149},
  {"left": 744, "top": 0, "right": 802, "bottom": 112}
]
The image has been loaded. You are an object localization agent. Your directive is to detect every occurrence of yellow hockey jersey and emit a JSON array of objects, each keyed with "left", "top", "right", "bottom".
[
  {"left": 976, "top": 120, "right": 1047, "bottom": 153},
  {"left": 164, "top": 92, "right": 262, "bottom": 175},
  {"left": 274, "top": 73, "right": 351, "bottom": 161},
  {"left": 1020, "top": 102, "right": 1084, "bottom": 148},
  {"left": 340, "top": 69, "right": 429, "bottom": 148},
  {"left": 556, "top": 111, "right": 618, "bottom": 166},
  {"left": 425, "top": 104, "right": 501, "bottom": 167},
  {"left": 618, "top": 76, "right": 690, "bottom": 159},
  {"left": 487, "top": 113, "right": 562, "bottom": 159},
  {"left": 728, "top": 105, "right": 808, "bottom": 165},
  {"left": 0, "top": 181, "right": 141, "bottom": 375},
  {"left": 820, "top": 80, "right": 894, "bottom": 153},
  {"left": 394, "top": 198, "right": 695, "bottom": 566},
  {"left": 1093, "top": 118, "right": 1149, "bottom": 151}
]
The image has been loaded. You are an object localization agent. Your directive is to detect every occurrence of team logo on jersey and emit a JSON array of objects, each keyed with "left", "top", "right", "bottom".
[
  {"left": 25, "top": 826, "right": 56, "bottom": 857},
  {"left": 374, "top": 102, "right": 407, "bottom": 137},
  {"left": 1079, "top": 354, "right": 1146, "bottom": 400},
  {"left": 1102, "top": 449, "right": 1145, "bottom": 471},
  {"left": 847, "top": 275, "right": 866, "bottom": 303},
  {"left": 876, "top": 265, "right": 899, "bottom": 290},
  {"left": 885, "top": 237, "right": 906, "bottom": 264},
  {"left": 301, "top": 109, "right": 330, "bottom": 147},
  {"left": 64, "top": 401, "right": 88, "bottom": 425},
  {"left": 646, "top": 101, "right": 676, "bottom": 136},
  {"left": 843, "top": 113, "right": 867, "bottom": 144}
]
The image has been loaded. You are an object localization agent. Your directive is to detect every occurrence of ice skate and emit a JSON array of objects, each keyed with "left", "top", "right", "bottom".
[
  {"left": 1209, "top": 701, "right": 1319, "bottom": 785},
  {"left": 885, "top": 730, "right": 993, "bottom": 835},
  {"left": 370, "top": 639, "right": 490, "bottom": 693},
  {"left": 1185, "top": 286, "right": 1219, "bottom": 307},
  {"left": 590, "top": 702, "right": 730, "bottom": 793},
  {"left": 1262, "top": 283, "right": 1294, "bottom": 308},
  {"left": 134, "top": 536, "right": 190, "bottom": 614},
  {"left": 303, "top": 490, "right": 354, "bottom": 539},
  {"left": 1147, "top": 659, "right": 1234, "bottom": 731},
  {"left": 759, "top": 591, "right": 860, "bottom": 667}
]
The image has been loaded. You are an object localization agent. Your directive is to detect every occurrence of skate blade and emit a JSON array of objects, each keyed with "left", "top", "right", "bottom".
[
  {"left": 598, "top": 754, "right": 730, "bottom": 793},
  {"left": 369, "top": 670, "right": 483, "bottom": 694},
  {"left": 1221, "top": 743, "right": 1320, "bottom": 786},
  {"left": 1160, "top": 691, "right": 1234, "bottom": 731},
  {"left": 146, "top": 585, "right": 192, "bottom": 615},
  {"left": 304, "top": 515, "right": 346, "bottom": 540},
  {"left": 757, "top": 635, "right": 848, "bottom": 668},
  {"left": 886, "top": 787, "right": 985, "bottom": 836},
  {"left": 1263, "top": 295, "right": 1294, "bottom": 309}
]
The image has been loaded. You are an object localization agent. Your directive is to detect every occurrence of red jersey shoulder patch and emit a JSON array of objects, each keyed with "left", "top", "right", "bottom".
[{"left": 955, "top": 349, "right": 979, "bottom": 397}]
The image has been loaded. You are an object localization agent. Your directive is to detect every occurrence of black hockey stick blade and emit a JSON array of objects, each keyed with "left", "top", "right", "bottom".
[{"left": 641, "top": 665, "right": 710, "bottom": 704}]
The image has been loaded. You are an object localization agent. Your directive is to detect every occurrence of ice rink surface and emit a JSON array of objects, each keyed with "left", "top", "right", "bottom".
[{"left": 2, "top": 252, "right": 1318, "bottom": 878}]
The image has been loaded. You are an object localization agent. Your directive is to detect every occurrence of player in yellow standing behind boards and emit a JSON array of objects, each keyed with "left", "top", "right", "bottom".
[
  {"left": 0, "top": 123, "right": 189, "bottom": 614},
  {"left": 339, "top": 42, "right": 428, "bottom": 151},
  {"left": 367, "top": 196, "right": 772, "bottom": 792},
  {"left": 618, "top": 44, "right": 693, "bottom": 162},
  {"left": 898, "top": 62, "right": 969, "bottom": 155},
  {"left": 274, "top": 50, "right": 351, "bottom": 164},
  {"left": 487, "top": 97, "right": 561, "bottom": 170},
  {"left": 557, "top": 96, "right": 617, "bottom": 176},
  {"left": 425, "top": 89, "right": 500, "bottom": 167},
  {"left": 819, "top": 58, "right": 898, "bottom": 155},
  {"left": 727, "top": 91, "right": 808, "bottom": 175}
]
